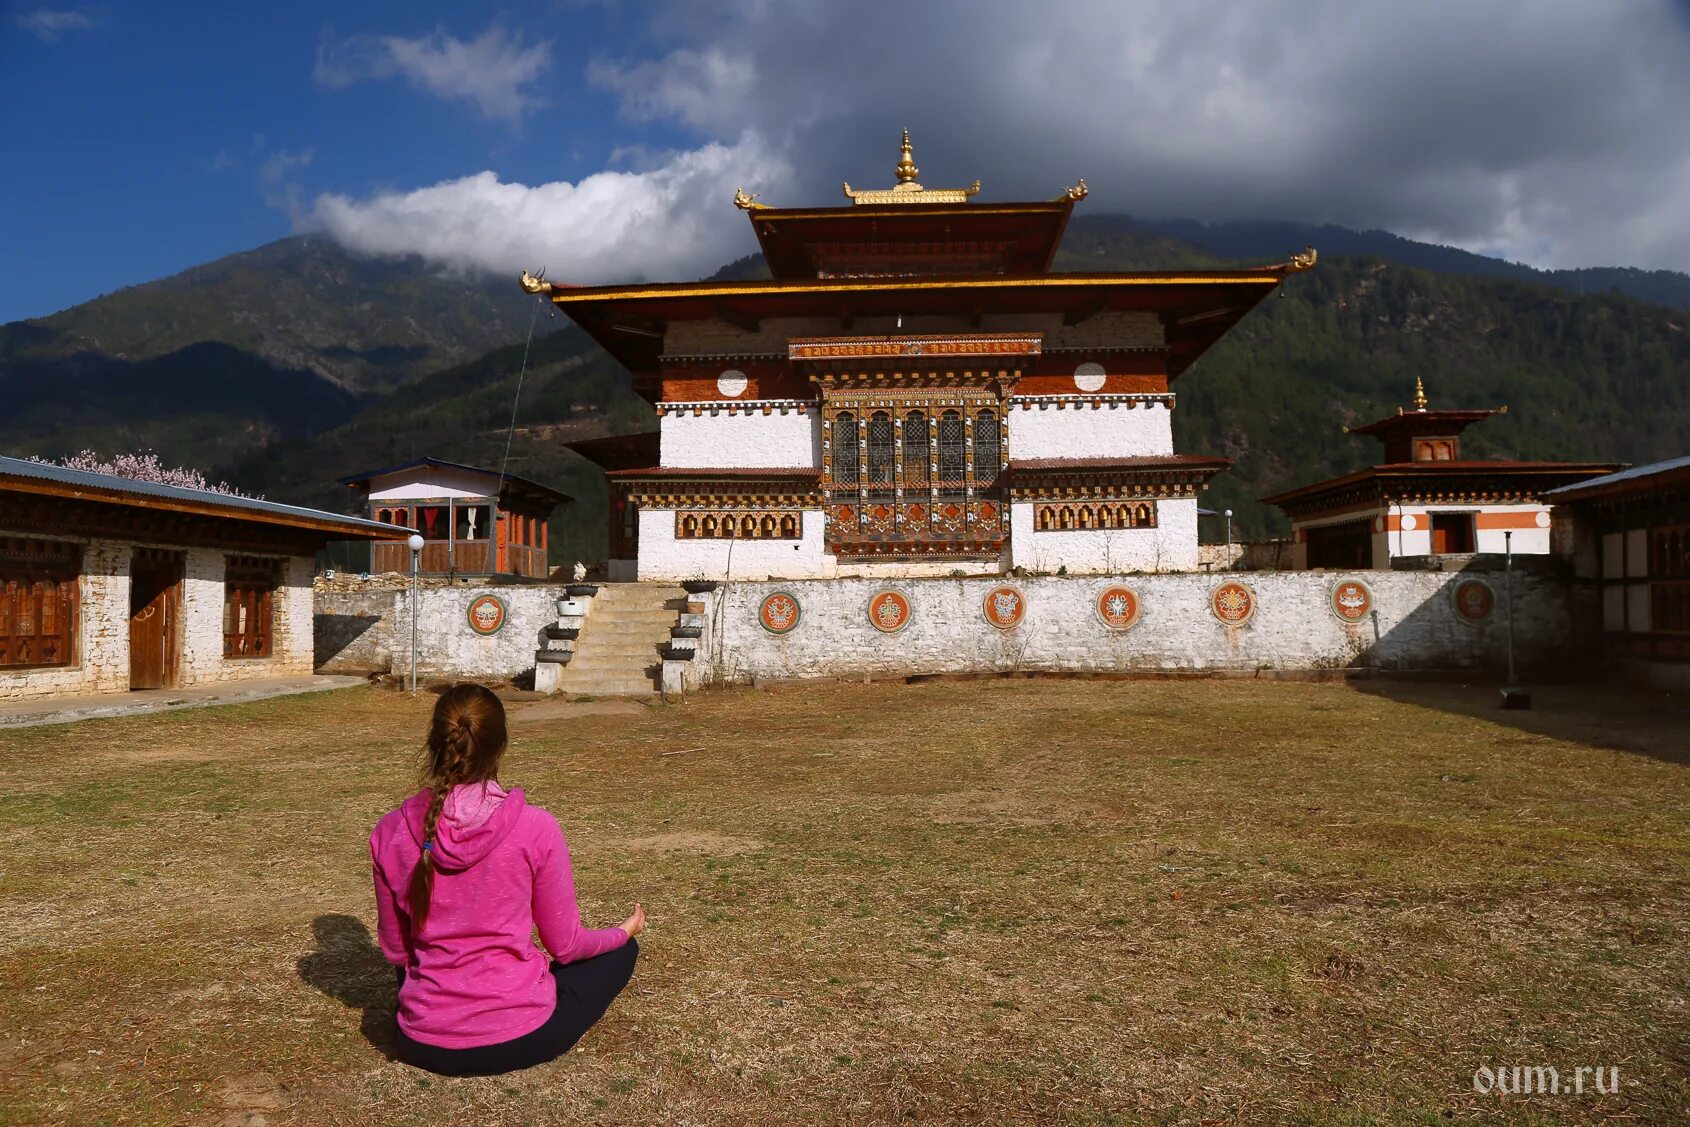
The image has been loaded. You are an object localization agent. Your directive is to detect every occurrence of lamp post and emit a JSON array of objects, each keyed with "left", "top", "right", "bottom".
[
  {"left": 407, "top": 533, "right": 425, "bottom": 693},
  {"left": 1224, "top": 509, "right": 1234, "bottom": 567},
  {"left": 1501, "top": 529, "right": 1530, "bottom": 709}
]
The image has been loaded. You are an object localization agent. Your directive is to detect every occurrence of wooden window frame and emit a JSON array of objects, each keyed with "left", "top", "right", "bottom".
[
  {"left": 224, "top": 556, "right": 282, "bottom": 660},
  {"left": 0, "top": 539, "right": 81, "bottom": 672}
]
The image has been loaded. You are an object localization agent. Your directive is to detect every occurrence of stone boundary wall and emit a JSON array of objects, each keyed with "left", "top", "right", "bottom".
[
  {"left": 315, "top": 585, "right": 565, "bottom": 681},
  {"left": 701, "top": 567, "right": 1592, "bottom": 686}
]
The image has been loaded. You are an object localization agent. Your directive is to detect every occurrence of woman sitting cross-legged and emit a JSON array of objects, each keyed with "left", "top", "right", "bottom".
[{"left": 370, "top": 682, "right": 644, "bottom": 1076}]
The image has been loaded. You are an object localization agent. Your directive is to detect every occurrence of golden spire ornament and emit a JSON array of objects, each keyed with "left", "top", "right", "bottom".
[
  {"left": 1413, "top": 376, "right": 1428, "bottom": 411},
  {"left": 895, "top": 128, "right": 919, "bottom": 183}
]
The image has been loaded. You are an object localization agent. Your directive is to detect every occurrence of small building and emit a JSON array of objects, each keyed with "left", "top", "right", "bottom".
[
  {"left": 0, "top": 455, "right": 402, "bottom": 701},
  {"left": 341, "top": 458, "right": 571, "bottom": 580},
  {"left": 548, "top": 132, "right": 1314, "bottom": 581},
  {"left": 1544, "top": 454, "right": 1690, "bottom": 689},
  {"left": 1261, "top": 379, "right": 1619, "bottom": 569}
]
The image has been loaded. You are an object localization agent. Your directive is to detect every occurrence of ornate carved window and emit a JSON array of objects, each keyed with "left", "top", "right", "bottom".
[
  {"left": 975, "top": 409, "right": 1000, "bottom": 485},
  {"left": 834, "top": 412, "right": 859, "bottom": 485},
  {"left": 1033, "top": 501, "right": 1159, "bottom": 532},
  {"left": 867, "top": 412, "right": 896, "bottom": 484},
  {"left": 903, "top": 411, "right": 930, "bottom": 485},
  {"left": 0, "top": 539, "right": 80, "bottom": 671},
  {"left": 937, "top": 411, "right": 966, "bottom": 487},
  {"left": 224, "top": 557, "right": 282, "bottom": 659}
]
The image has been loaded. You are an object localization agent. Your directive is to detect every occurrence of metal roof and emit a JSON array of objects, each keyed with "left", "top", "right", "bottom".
[
  {"left": 0, "top": 455, "right": 399, "bottom": 536},
  {"left": 1542, "top": 454, "right": 1687, "bottom": 498},
  {"left": 339, "top": 456, "right": 572, "bottom": 504}
]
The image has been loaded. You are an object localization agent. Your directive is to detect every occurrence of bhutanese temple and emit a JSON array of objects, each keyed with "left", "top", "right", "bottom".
[
  {"left": 1262, "top": 378, "right": 1619, "bottom": 569},
  {"left": 540, "top": 132, "right": 1318, "bottom": 581}
]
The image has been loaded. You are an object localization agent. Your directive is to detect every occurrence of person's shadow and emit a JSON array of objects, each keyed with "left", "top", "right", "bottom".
[{"left": 297, "top": 915, "right": 400, "bottom": 1056}]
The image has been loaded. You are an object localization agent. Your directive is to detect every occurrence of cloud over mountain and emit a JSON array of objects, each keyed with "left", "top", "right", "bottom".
[{"left": 303, "top": 132, "right": 789, "bottom": 283}]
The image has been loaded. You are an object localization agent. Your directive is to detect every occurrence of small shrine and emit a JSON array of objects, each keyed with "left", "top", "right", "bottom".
[
  {"left": 536, "top": 131, "right": 1317, "bottom": 580},
  {"left": 341, "top": 457, "right": 570, "bottom": 580},
  {"left": 1263, "top": 379, "right": 1618, "bottom": 568}
]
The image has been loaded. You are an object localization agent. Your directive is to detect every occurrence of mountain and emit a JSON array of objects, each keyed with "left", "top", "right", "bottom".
[
  {"left": 1121, "top": 216, "right": 1690, "bottom": 310},
  {"left": 0, "top": 235, "right": 544, "bottom": 393},
  {"left": 4, "top": 217, "right": 1687, "bottom": 555}
]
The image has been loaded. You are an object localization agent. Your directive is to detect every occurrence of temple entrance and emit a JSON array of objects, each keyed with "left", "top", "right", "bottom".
[{"left": 129, "top": 550, "right": 182, "bottom": 690}]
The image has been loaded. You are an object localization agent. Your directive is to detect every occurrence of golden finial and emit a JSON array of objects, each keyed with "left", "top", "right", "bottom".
[
  {"left": 1058, "top": 178, "right": 1088, "bottom": 202},
  {"left": 518, "top": 268, "right": 552, "bottom": 295},
  {"left": 1287, "top": 245, "right": 1318, "bottom": 272},
  {"left": 732, "top": 187, "right": 765, "bottom": 211},
  {"left": 896, "top": 129, "right": 919, "bottom": 184},
  {"left": 1413, "top": 376, "right": 1428, "bottom": 411}
]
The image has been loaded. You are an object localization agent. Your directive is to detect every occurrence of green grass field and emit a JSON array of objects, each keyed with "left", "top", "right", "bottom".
[{"left": 1, "top": 677, "right": 1685, "bottom": 1125}]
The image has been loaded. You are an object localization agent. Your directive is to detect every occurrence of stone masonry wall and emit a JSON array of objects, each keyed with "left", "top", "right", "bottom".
[
  {"left": 314, "top": 584, "right": 566, "bottom": 681},
  {"left": 702, "top": 567, "right": 1588, "bottom": 685}
]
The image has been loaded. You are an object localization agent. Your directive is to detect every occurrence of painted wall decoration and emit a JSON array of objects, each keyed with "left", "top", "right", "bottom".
[
  {"left": 1095, "top": 585, "right": 1142, "bottom": 631},
  {"left": 981, "top": 584, "right": 1027, "bottom": 630},
  {"left": 1452, "top": 578, "right": 1495, "bottom": 624},
  {"left": 717, "top": 369, "right": 749, "bottom": 397},
  {"left": 466, "top": 594, "right": 508, "bottom": 636},
  {"left": 867, "top": 589, "right": 913, "bottom": 633},
  {"left": 1211, "top": 581, "right": 1256, "bottom": 626},
  {"left": 757, "top": 591, "right": 802, "bottom": 635},
  {"left": 1330, "top": 577, "right": 1374, "bottom": 624},
  {"left": 1073, "top": 361, "right": 1107, "bottom": 392}
]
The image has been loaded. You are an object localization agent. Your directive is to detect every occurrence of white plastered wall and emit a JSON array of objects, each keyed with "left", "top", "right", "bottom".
[
  {"left": 367, "top": 467, "right": 501, "bottom": 500},
  {"left": 1010, "top": 497, "right": 1199, "bottom": 574},
  {"left": 635, "top": 509, "right": 831, "bottom": 581},
  {"left": 1007, "top": 401, "right": 1174, "bottom": 460},
  {"left": 659, "top": 410, "right": 821, "bottom": 469}
]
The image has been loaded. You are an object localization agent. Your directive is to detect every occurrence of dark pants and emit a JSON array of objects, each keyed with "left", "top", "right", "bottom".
[{"left": 393, "top": 939, "right": 638, "bottom": 1076}]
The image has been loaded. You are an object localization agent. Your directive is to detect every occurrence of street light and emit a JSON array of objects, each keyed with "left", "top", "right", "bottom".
[
  {"left": 407, "top": 533, "right": 425, "bottom": 693},
  {"left": 1224, "top": 509, "right": 1234, "bottom": 566}
]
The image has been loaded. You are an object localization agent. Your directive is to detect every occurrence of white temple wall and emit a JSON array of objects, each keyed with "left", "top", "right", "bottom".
[
  {"left": 1009, "top": 498, "right": 1199, "bottom": 574},
  {"left": 701, "top": 567, "right": 1588, "bottom": 685},
  {"left": 659, "top": 410, "right": 821, "bottom": 469},
  {"left": 1007, "top": 401, "right": 1174, "bottom": 461},
  {"left": 635, "top": 509, "right": 831, "bottom": 581}
]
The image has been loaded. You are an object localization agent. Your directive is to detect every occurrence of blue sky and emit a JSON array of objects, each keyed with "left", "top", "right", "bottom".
[{"left": 3, "top": 1, "right": 1688, "bottom": 324}]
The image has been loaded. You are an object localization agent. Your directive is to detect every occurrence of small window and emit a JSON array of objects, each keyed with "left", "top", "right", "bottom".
[
  {"left": 834, "top": 413, "right": 860, "bottom": 485},
  {"left": 938, "top": 411, "right": 966, "bottom": 483},
  {"left": 974, "top": 409, "right": 1000, "bottom": 484},
  {"left": 1429, "top": 512, "right": 1475, "bottom": 554},
  {"left": 903, "top": 411, "right": 930, "bottom": 485},
  {"left": 224, "top": 557, "right": 282, "bottom": 659}
]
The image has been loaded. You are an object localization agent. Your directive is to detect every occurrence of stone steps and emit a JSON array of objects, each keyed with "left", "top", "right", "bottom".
[{"left": 546, "top": 583, "right": 686, "bottom": 697}]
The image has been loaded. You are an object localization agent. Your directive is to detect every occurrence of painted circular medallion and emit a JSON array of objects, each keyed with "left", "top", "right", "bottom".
[
  {"left": 982, "top": 584, "right": 1027, "bottom": 630},
  {"left": 757, "top": 591, "right": 801, "bottom": 635},
  {"left": 466, "top": 594, "right": 508, "bottom": 636},
  {"left": 1095, "top": 585, "right": 1142, "bottom": 632},
  {"left": 1073, "top": 361, "right": 1107, "bottom": 393},
  {"left": 867, "top": 589, "right": 912, "bottom": 633},
  {"left": 1330, "top": 577, "right": 1374, "bottom": 624},
  {"left": 716, "top": 368, "right": 748, "bottom": 397},
  {"left": 1211, "top": 581, "right": 1256, "bottom": 626},
  {"left": 1452, "top": 578, "right": 1495, "bottom": 624}
]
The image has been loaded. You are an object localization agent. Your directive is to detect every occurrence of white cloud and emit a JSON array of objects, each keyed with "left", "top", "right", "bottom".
[
  {"left": 315, "top": 23, "right": 551, "bottom": 123},
  {"left": 15, "top": 7, "right": 95, "bottom": 41},
  {"left": 259, "top": 148, "right": 313, "bottom": 186},
  {"left": 301, "top": 132, "right": 790, "bottom": 283}
]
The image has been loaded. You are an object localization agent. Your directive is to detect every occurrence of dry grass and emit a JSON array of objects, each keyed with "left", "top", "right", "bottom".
[{"left": 0, "top": 677, "right": 1686, "bottom": 1126}]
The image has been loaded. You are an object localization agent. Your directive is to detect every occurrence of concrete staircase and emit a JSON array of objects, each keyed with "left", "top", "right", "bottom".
[{"left": 547, "top": 584, "right": 686, "bottom": 696}]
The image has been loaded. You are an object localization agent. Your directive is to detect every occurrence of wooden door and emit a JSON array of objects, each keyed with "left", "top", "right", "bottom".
[{"left": 129, "top": 559, "right": 181, "bottom": 690}]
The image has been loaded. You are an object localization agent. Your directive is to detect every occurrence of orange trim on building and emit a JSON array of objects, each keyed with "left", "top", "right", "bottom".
[{"left": 1475, "top": 510, "right": 1549, "bottom": 530}]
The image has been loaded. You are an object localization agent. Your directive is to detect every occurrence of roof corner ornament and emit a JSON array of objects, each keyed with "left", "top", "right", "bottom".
[
  {"left": 1059, "top": 178, "right": 1088, "bottom": 202},
  {"left": 519, "top": 268, "right": 553, "bottom": 295},
  {"left": 1287, "top": 244, "right": 1318, "bottom": 272},
  {"left": 1413, "top": 376, "right": 1429, "bottom": 411},
  {"left": 733, "top": 187, "right": 766, "bottom": 211}
]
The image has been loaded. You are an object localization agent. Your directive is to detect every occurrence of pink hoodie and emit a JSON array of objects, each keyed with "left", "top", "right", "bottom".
[{"left": 369, "top": 782, "right": 628, "bottom": 1048}]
